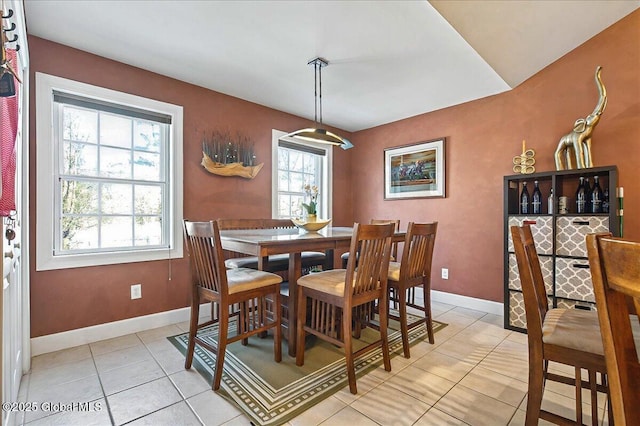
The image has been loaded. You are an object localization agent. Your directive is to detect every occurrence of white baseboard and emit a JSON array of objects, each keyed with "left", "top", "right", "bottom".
[
  {"left": 32, "top": 291, "right": 503, "bottom": 356},
  {"left": 431, "top": 290, "right": 503, "bottom": 316},
  {"left": 31, "top": 303, "right": 211, "bottom": 356}
]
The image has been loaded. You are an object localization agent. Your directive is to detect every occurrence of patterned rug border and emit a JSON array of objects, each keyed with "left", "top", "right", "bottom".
[{"left": 168, "top": 317, "right": 447, "bottom": 426}]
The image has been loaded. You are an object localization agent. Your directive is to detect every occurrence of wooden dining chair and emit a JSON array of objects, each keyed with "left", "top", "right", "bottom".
[
  {"left": 341, "top": 219, "right": 400, "bottom": 268},
  {"left": 511, "top": 224, "right": 610, "bottom": 426},
  {"left": 183, "top": 220, "right": 283, "bottom": 390},
  {"left": 295, "top": 222, "right": 395, "bottom": 394},
  {"left": 385, "top": 221, "right": 437, "bottom": 358},
  {"left": 586, "top": 232, "right": 640, "bottom": 425}
]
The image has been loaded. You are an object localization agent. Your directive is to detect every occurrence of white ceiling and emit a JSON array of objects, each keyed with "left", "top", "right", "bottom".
[{"left": 23, "top": 0, "right": 639, "bottom": 132}]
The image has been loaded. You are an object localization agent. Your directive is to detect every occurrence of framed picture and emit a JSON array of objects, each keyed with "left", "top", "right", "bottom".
[{"left": 384, "top": 138, "right": 446, "bottom": 200}]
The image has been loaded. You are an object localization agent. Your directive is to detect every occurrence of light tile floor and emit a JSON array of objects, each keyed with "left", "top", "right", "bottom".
[{"left": 12, "top": 301, "right": 610, "bottom": 425}]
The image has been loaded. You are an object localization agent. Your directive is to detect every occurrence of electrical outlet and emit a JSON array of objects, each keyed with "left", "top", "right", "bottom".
[
  {"left": 131, "top": 283, "right": 142, "bottom": 299},
  {"left": 441, "top": 268, "right": 449, "bottom": 280}
]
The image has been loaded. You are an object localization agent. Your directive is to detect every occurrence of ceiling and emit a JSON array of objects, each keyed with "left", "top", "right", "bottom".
[{"left": 23, "top": 1, "right": 639, "bottom": 132}]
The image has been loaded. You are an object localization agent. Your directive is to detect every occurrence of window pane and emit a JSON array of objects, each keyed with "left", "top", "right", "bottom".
[
  {"left": 61, "top": 180, "right": 98, "bottom": 214},
  {"left": 101, "top": 216, "right": 133, "bottom": 248},
  {"left": 63, "top": 107, "right": 97, "bottom": 143},
  {"left": 278, "top": 194, "right": 290, "bottom": 217},
  {"left": 135, "top": 185, "right": 162, "bottom": 215},
  {"left": 102, "top": 183, "right": 133, "bottom": 214},
  {"left": 290, "top": 172, "right": 304, "bottom": 193},
  {"left": 303, "top": 153, "right": 316, "bottom": 174},
  {"left": 289, "top": 151, "right": 303, "bottom": 171},
  {"left": 134, "top": 217, "right": 162, "bottom": 246},
  {"left": 62, "top": 216, "right": 98, "bottom": 250},
  {"left": 63, "top": 142, "right": 98, "bottom": 176},
  {"left": 303, "top": 175, "right": 317, "bottom": 188},
  {"left": 133, "top": 151, "right": 161, "bottom": 181},
  {"left": 100, "top": 146, "right": 132, "bottom": 179},
  {"left": 278, "top": 149, "right": 289, "bottom": 170},
  {"left": 100, "top": 113, "right": 132, "bottom": 149},
  {"left": 291, "top": 195, "right": 304, "bottom": 217},
  {"left": 278, "top": 170, "right": 289, "bottom": 192},
  {"left": 134, "top": 121, "right": 161, "bottom": 152}
]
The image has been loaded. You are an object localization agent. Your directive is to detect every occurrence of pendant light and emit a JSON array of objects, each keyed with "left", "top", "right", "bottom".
[{"left": 284, "top": 57, "right": 353, "bottom": 150}]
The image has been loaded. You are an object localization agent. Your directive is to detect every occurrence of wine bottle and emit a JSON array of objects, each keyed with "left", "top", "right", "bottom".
[
  {"left": 603, "top": 186, "right": 610, "bottom": 213},
  {"left": 584, "top": 177, "right": 592, "bottom": 213},
  {"left": 591, "top": 176, "right": 603, "bottom": 213},
  {"left": 576, "top": 177, "right": 586, "bottom": 214},
  {"left": 532, "top": 181, "right": 542, "bottom": 214},
  {"left": 520, "top": 182, "right": 530, "bottom": 214},
  {"left": 547, "top": 188, "right": 554, "bottom": 214}
]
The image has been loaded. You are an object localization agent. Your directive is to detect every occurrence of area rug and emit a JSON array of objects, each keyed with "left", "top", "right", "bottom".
[{"left": 168, "top": 312, "right": 447, "bottom": 426}]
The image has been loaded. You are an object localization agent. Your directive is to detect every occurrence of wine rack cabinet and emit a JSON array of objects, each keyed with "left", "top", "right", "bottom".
[{"left": 503, "top": 165, "right": 619, "bottom": 332}]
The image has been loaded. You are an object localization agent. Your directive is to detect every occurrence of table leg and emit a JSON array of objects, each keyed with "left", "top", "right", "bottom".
[
  {"left": 287, "top": 252, "right": 302, "bottom": 357},
  {"left": 324, "top": 249, "right": 335, "bottom": 270},
  {"left": 257, "top": 255, "right": 268, "bottom": 271}
]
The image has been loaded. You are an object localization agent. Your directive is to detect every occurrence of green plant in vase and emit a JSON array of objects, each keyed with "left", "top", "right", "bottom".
[{"left": 302, "top": 184, "right": 319, "bottom": 221}]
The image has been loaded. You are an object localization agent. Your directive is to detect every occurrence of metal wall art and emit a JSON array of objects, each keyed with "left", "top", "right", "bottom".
[{"left": 201, "top": 130, "right": 263, "bottom": 179}]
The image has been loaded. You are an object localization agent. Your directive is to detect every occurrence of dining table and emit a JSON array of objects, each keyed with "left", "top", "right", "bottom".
[{"left": 219, "top": 225, "right": 405, "bottom": 356}]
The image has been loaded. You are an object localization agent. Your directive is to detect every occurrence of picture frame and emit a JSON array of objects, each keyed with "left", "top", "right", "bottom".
[{"left": 384, "top": 138, "right": 446, "bottom": 200}]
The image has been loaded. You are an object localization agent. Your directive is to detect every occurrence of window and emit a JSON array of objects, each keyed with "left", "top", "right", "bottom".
[
  {"left": 271, "top": 130, "right": 332, "bottom": 219},
  {"left": 36, "top": 73, "right": 183, "bottom": 270}
]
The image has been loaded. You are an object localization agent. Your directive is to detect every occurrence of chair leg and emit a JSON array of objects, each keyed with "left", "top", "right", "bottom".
[
  {"left": 398, "top": 288, "right": 411, "bottom": 358},
  {"left": 213, "top": 310, "right": 229, "bottom": 391},
  {"left": 185, "top": 296, "right": 201, "bottom": 369},
  {"left": 239, "top": 301, "right": 249, "bottom": 346},
  {"left": 423, "top": 284, "right": 434, "bottom": 344},
  {"left": 379, "top": 293, "right": 391, "bottom": 372},
  {"left": 575, "top": 367, "right": 583, "bottom": 425},
  {"left": 343, "top": 305, "right": 357, "bottom": 394},
  {"left": 273, "top": 290, "right": 282, "bottom": 363},
  {"left": 605, "top": 373, "right": 614, "bottom": 425},
  {"left": 525, "top": 359, "right": 544, "bottom": 426},
  {"left": 295, "top": 289, "right": 307, "bottom": 366},
  {"left": 352, "top": 305, "right": 363, "bottom": 339},
  {"left": 589, "top": 369, "right": 598, "bottom": 426}
]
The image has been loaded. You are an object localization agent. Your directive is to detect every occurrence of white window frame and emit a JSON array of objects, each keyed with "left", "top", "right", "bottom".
[
  {"left": 36, "top": 73, "right": 183, "bottom": 270},
  {"left": 271, "top": 129, "right": 333, "bottom": 219}
]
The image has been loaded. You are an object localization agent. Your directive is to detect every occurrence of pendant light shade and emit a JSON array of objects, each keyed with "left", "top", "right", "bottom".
[{"left": 285, "top": 58, "right": 353, "bottom": 150}]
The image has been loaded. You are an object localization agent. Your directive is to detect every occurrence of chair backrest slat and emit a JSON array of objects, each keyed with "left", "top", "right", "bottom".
[
  {"left": 511, "top": 225, "right": 549, "bottom": 349},
  {"left": 400, "top": 222, "right": 438, "bottom": 282},
  {"left": 371, "top": 219, "right": 400, "bottom": 260},
  {"left": 345, "top": 222, "right": 395, "bottom": 298},
  {"left": 184, "top": 220, "right": 228, "bottom": 296},
  {"left": 586, "top": 233, "right": 640, "bottom": 425}
]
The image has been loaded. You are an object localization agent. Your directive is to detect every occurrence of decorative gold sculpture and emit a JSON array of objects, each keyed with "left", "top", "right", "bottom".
[
  {"left": 513, "top": 140, "right": 536, "bottom": 174},
  {"left": 554, "top": 66, "right": 607, "bottom": 170},
  {"left": 201, "top": 130, "right": 264, "bottom": 179}
]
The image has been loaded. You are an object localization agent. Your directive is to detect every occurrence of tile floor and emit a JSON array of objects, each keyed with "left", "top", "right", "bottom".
[{"left": 11, "top": 301, "right": 610, "bottom": 425}]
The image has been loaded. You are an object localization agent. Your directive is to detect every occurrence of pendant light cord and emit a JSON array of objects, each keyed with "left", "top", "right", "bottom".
[
  {"left": 318, "top": 61, "right": 322, "bottom": 126},
  {"left": 314, "top": 61, "right": 318, "bottom": 126}
]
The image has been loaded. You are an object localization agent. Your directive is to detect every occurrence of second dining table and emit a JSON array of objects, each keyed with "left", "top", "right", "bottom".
[{"left": 219, "top": 225, "right": 405, "bottom": 356}]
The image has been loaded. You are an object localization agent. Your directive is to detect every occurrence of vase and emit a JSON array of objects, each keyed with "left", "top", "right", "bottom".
[{"left": 307, "top": 214, "right": 317, "bottom": 222}]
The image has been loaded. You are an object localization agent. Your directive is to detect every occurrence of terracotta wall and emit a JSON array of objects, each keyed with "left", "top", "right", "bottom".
[
  {"left": 350, "top": 10, "right": 640, "bottom": 302},
  {"left": 27, "top": 36, "right": 354, "bottom": 337},
  {"left": 28, "top": 10, "right": 639, "bottom": 337}
]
